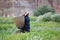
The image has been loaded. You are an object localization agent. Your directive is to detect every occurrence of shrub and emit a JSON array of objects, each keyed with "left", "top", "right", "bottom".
[
  {"left": 36, "top": 12, "right": 52, "bottom": 22},
  {"left": 33, "top": 6, "right": 55, "bottom": 16},
  {"left": 41, "top": 13, "right": 52, "bottom": 22},
  {"left": 36, "top": 13, "right": 60, "bottom": 22},
  {"left": 51, "top": 14, "right": 60, "bottom": 22}
]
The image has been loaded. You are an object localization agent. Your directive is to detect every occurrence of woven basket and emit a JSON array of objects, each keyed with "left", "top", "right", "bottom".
[{"left": 14, "top": 16, "right": 25, "bottom": 29}]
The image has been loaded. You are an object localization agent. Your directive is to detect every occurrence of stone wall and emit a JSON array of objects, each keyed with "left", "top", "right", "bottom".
[
  {"left": 0, "top": 0, "right": 60, "bottom": 17},
  {"left": 0, "top": 0, "right": 34, "bottom": 17}
]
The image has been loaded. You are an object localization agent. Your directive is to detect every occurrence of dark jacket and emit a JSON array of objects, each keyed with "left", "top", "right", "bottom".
[
  {"left": 21, "top": 15, "right": 30, "bottom": 32},
  {"left": 25, "top": 15, "right": 30, "bottom": 29}
]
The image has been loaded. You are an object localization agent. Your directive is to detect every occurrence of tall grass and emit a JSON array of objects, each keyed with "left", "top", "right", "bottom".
[{"left": 0, "top": 17, "right": 60, "bottom": 40}]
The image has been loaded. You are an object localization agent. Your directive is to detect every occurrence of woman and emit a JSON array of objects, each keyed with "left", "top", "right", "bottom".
[{"left": 20, "top": 12, "right": 30, "bottom": 33}]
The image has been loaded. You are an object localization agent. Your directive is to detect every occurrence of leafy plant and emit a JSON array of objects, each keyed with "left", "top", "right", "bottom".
[
  {"left": 51, "top": 14, "right": 60, "bottom": 22},
  {"left": 33, "top": 6, "right": 55, "bottom": 16}
]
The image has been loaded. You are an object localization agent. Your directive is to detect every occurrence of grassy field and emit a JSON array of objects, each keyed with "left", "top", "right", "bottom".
[{"left": 0, "top": 17, "right": 60, "bottom": 40}]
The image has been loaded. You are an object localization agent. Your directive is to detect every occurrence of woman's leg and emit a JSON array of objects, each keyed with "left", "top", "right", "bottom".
[
  {"left": 25, "top": 26, "right": 30, "bottom": 32},
  {"left": 20, "top": 27, "right": 25, "bottom": 33}
]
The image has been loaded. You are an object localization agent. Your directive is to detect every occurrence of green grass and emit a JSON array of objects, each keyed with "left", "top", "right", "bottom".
[
  {"left": 0, "top": 17, "right": 60, "bottom": 40},
  {"left": 31, "top": 21, "right": 60, "bottom": 28},
  {"left": 1, "top": 30, "right": 60, "bottom": 40},
  {"left": 0, "top": 17, "right": 14, "bottom": 24},
  {"left": 30, "top": 16, "right": 37, "bottom": 21},
  {"left": 0, "top": 24, "right": 15, "bottom": 30}
]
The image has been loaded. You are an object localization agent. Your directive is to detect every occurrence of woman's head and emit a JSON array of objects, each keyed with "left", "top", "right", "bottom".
[{"left": 24, "top": 12, "right": 29, "bottom": 16}]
